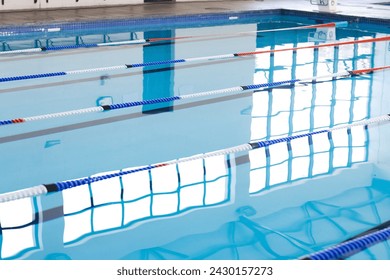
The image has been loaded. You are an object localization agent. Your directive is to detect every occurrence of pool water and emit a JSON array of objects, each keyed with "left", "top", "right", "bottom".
[{"left": 0, "top": 13, "right": 389, "bottom": 260}]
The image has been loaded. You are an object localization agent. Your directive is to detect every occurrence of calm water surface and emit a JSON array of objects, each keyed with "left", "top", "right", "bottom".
[{"left": 0, "top": 14, "right": 389, "bottom": 260}]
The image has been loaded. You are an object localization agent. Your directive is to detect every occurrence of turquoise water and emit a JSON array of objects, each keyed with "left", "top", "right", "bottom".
[{"left": 0, "top": 14, "right": 389, "bottom": 260}]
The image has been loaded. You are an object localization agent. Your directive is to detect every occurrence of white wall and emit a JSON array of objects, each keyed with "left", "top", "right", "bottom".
[
  {"left": 0, "top": 0, "right": 229, "bottom": 12},
  {"left": 0, "top": 0, "right": 143, "bottom": 11}
]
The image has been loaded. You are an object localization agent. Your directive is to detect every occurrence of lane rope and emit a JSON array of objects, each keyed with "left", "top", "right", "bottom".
[
  {"left": 1, "top": 65, "right": 389, "bottom": 127},
  {"left": 1, "top": 35, "right": 389, "bottom": 83},
  {"left": 1, "top": 113, "right": 389, "bottom": 203},
  {"left": 0, "top": 21, "right": 348, "bottom": 55},
  {"left": 300, "top": 222, "right": 390, "bottom": 260}
]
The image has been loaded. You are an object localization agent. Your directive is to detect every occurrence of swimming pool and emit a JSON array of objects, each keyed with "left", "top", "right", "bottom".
[{"left": 0, "top": 11, "right": 389, "bottom": 260}]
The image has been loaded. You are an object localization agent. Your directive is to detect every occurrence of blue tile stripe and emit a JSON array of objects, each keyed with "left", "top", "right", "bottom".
[
  {"left": 1, "top": 9, "right": 388, "bottom": 41},
  {"left": 0, "top": 11, "right": 280, "bottom": 38}
]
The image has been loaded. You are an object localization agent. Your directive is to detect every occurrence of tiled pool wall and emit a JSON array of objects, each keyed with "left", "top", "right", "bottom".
[
  {"left": 1, "top": 9, "right": 390, "bottom": 39},
  {"left": 0, "top": 10, "right": 281, "bottom": 37}
]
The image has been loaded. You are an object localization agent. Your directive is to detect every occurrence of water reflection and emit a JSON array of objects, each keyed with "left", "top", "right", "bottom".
[
  {"left": 61, "top": 155, "right": 232, "bottom": 245},
  {"left": 249, "top": 126, "right": 368, "bottom": 194},
  {"left": 0, "top": 154, "right": 233, "bottom": 259},
  {"left": 0, "top": 124, "right": 385, "bottom": 259},
  {"left": 120, "top": 183, "right": 390, "bottom": 260},
  {"left": 249, "top": 27, "right": 376, "bottom": 193},
  {"left": 0, "top": 198, "right": 40, "bottom": 259}
]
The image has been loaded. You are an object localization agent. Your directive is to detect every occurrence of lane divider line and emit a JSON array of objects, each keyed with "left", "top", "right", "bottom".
[
  {"left": 1, "top": 65, "right": 389, "bottom": 127},
  {"left": 1, "top": 35, "right": 389, "bottom": 83},
  {"left": 300, "top": 222, "right": 390, "bottom": 260}
]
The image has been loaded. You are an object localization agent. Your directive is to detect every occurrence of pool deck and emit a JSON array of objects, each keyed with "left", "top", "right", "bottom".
[{"left": 0, "top": 0, "right": 390, "bottom": 27}]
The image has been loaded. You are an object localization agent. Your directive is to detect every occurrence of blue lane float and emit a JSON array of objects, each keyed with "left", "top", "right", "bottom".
[
  {"left": 0, "top": 71, "right": 66, "bottom": 83},
  {"left": 300, "top": 222, "right": 390, "bottom": 260}
]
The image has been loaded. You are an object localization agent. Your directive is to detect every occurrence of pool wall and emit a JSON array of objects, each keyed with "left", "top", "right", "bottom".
[
  {"left": 1, "top": 0, "right": 207, "bottom": 12},
  {"left": 0, "top": 0, "right": 142, "bottom": 11}
]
